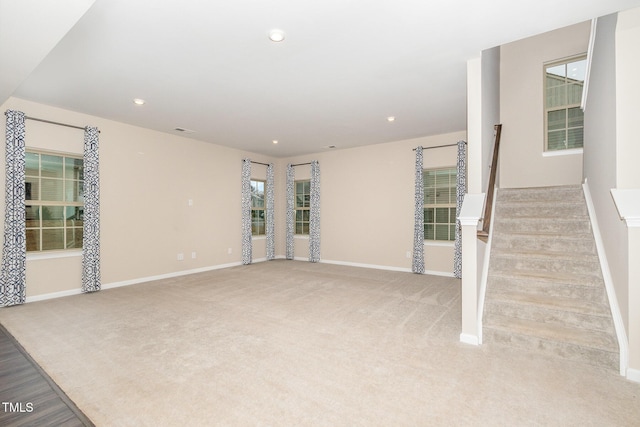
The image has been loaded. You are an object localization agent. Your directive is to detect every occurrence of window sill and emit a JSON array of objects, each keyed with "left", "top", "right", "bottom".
[
  {"left": 294, "top": 235, "right": 310, "bottom": 239},
  {"left": 542, "top": 148, "right": 583, "bottom": 157},
  {"left": 252, "top": 235, "right": 266, "bottom": 240},
  {"left": 424, "top": 241, "right": 455, "bottom": 247},
  {"left": 27, "top": 249, "right": 82, "bottom": 261}
]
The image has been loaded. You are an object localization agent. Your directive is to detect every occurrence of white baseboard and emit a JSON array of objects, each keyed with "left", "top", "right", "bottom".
[
  {"left": 103, "top": 261, "right": 243, "bottom": 290},
  {"left": 321, "top": 259, "right": 413, "bottom": 273},
  {"left": 583, "top": 180, "right": 629, "bottom": 377},
  {"left": 627, "top": 368, "right": 640, "bottom": 383},
  {"left": 26, "top": 288, "right": 83, "bottom": 303},
  {"left": 460, "top": 333, "right": 479, "bottom": 346}
]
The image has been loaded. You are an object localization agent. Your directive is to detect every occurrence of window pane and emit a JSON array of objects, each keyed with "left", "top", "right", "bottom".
[
  {"left": 65, "top": 180, "right": 83, "bottom": 202},
  {"left": 42, "top": 206, "right": 64, "bottom": 227},
  {"left": 25, "top": 177, "right": 39, "bottom": 200},
  {"left": 424, "top": 224, "right": 434, "bottom": 240},
  {"left": 567, "top": 128, "right": 584, "bottom": 149},
  {"left": 25, "top": 152, "right": 39, "bottom": 177},
  {"left": 435, "top": 208, "right": 449, "bottom": 223},
  {"left": 435, "top": 224, "right": 449, "bottom": 240},
  {"left": 424, "top": 171, "right": 436, "bottom": 187},
  {"left": 65, "top": 158, "right": 83, "bottom": 180},
  {"left": 296, "top": 182, "right": 304, "bottom": 193},
  {"left": 567, "top": 59, "right": 587, "bottom": 82},
  {"left": 547, "top": 130, "right": 566, "bottom": 151},
  {"left": 547, "top": 110, "right": 566, "bottom": 131},
  {"left": 66, "top": 227, "right": 83, "bottom": 249},
  {"left": 65, "top": 206, "right": 83, "bottom": 227},
  {"left": 42, "top": 229, "right": 64, "bottom": 250},
  {"left": 450, "top": 225, "right": 456, "bottom": 241},
  {"left": 41, "top": 178, "right": 63, "bottom": 201},
  {"left": 295, "top": 210, "right": 303, "bottom": 221},
  {"left": 567, "top": 107, "right": 584, "bottom": 128},
  {"left": 26, "top": 229, "right": 40, "bottom": 251},
  {"left": 567, "top": 83, "right": 583, "bottom": 104},
  {"left": 424, "top": 208, "right": 434, "bottom": 223},
  {"left": 302, "top": 223, "right": 309, "bottom": 234},
  {"left": 450, "top": 208, "right": 457, "bottom": 224},
  {"left": 302, "top": 210, "right": 310, "bottom": 221},
  {"left": 26, "top": 205, "right": 40, "bottom": 228},
  {"left": 546, "top": 85, "right": 566, "bottom": 108},
  {"left": 546, "top": 64, "right": 565, "bottom": 80},
  {"left": 424, "top": 188, "right": 435, "bottom": 205},
  {"left": 41, "top": 155, "right": 63, "bottom": 178},
  {"left": 303, "top": 181, "right": 310, "bottom": 193}
]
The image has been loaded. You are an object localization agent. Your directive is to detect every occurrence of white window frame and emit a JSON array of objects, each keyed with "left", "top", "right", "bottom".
[
  {"left": 25, "top": 149, "right": 84, "bottom": 253},
  {"left": 250, "top": 179, "right": 266, "bottom": 236},
  {"left": 543, "top": 54, "right": 587, "bottom": 152},
  {"left": 423, "top": 167, "right": 457, "bottom": 242},
  {"left": 294, "top": 179, "right": 310, "bottom": 235}
]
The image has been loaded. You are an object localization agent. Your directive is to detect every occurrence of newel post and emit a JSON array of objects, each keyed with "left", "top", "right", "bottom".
[{"left": 458, "top": 193, "right": 486, "bottom": 346}]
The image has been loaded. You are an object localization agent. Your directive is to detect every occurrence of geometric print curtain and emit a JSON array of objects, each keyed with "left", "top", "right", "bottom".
[
  {"left": 82, "top": 126, "right": 101, "bottom": 293},
  {"left": 241, "top": 159, "right": 252, "bottom": 265},
  {"left": 309, "top": 160, "right": 320, "bottom": 263},
  {"left": 266, "top": 163, "right": 275, "bottom": 261},
  {"left": 412, "top": 146, "right": 425, "bottom": 274},
  {"left": 453, "top": 140, "right": 467, "bottom": 279},
  {"left": 0, "top": 110, "right": 26, "bottom": 306},
  {"left": 285, "top": 164, "right": 294, "bottom": 260}
]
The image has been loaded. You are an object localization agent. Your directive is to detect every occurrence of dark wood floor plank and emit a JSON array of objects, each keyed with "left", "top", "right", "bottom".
[{"left": 0, "top": 323, "right": 93, "bottom": 427}]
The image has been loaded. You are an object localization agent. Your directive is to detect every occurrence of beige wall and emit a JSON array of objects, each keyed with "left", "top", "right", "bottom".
[
  {"left": 281, "top": 131, "right": 466, "bottom": 274},
  {"left": 499, "top": 21, "right": 590, "bottom": 188},
  {"left": 1, "top": 97, "right": 464, "bottom": 299}
]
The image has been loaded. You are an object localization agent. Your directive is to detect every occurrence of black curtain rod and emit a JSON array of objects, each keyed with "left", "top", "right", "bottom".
[
  {"left": 290, "top": 162, "right": 312, "bottom": 167},
  {"left": 4, "top": 112, "right": 100, "bottom": 133},
  {"left": 412, "top": 141, "right": 466, "bottom": 151},
  {"left": 248, "top": 160, "right": 271, "bottom": 167}
]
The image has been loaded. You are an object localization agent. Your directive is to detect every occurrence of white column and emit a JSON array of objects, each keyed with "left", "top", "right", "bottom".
[{"left": 458, "top": 193, "right": 485, "bottom": 345}]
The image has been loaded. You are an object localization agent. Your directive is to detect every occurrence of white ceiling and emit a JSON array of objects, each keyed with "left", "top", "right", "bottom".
[{"left": 4, "top": 0, "right": 640, "bottom": 157}]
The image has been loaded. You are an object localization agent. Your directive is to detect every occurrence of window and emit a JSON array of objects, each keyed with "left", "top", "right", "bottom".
[
  {"left": 251, "top": 179, "right": 265, "bottom": 236},
  {"left": 294, "top": 180, "right": 310, "bottom": 235},
  {"left": 423, "top": 168, "right": 456, "bottom": 241},
  {"left": 544, "top": 55, "right": 586, "bottom": 151},
  {"left": 25, "top": 151, "right": 84, "bottom": 252}
]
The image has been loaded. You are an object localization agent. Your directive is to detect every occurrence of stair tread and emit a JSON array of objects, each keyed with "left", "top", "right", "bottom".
[
  {"left": 489, "top": 268, "right": 602, "bottom": 285},
  {"left": 491, "top": 247, "right": 597, "bottom": 258},
  {"left": 484, "top": 314, "right": 618, "bottom": 352},
  {"left": 485, "top": 290, "right": 611, "bottom": 316}
]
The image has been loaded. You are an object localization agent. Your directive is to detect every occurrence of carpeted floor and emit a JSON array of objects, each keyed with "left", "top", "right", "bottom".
[{"left": 0, "top": 260, "right": 638, "bottom": 426}]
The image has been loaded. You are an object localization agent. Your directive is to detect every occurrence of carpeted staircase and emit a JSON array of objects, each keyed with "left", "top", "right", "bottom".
[{"left": 483, "top": 185, "right": 619, "bottom": 371}]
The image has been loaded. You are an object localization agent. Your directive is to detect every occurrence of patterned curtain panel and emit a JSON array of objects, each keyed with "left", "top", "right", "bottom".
[
  {"left": 241, "top": 159, "right": 252, "bottom": 265},
  {"left": 82, "top": 127, "right": 101, "bottom": 293},
  {"left": 285, "top": 164, "right": 294, "bottom": 260},
  {"left": 453, "top": 140, "right": 467, "bottom": 279},
  {"left": 265, "top": 163, "right": 275, "bottom": 260},
  {"left": 309, "top": 160, "right": 321, "bottom": 263},
  {"left": 0, "top": 110, "right": 26, "bottom": 307},
  {"left": 412, "top": 147, "right": 425, "bottom": 274}
]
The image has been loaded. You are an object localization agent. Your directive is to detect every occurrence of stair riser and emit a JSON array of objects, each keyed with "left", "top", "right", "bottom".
[
  {"left": 496, "top": 204, "right": 588, "bottom": 218},
  {"left": 484, "top": 303, "right": 614, "bottom": 332},
  {"left": 483, "top": 328, "right": 618, "bottom": 371},
  {"left": 490, "top": 255, "right": 603, "bottom": 277},
  {"left": 495, "top": 219, "right": 592, "bottom": 235},
  {"left": 487, "top": 276, "right": 607, "bottom": 302},
  {"left": 492, "top": 235, "right": 596, "bottom": 254},
  {"left": 498, "top": 188, "right": 585, "bottom": 203}
]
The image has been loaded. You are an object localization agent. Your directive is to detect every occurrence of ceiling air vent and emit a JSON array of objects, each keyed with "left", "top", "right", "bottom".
[{"left": 174, "top": 127, "right": 196, "bottom": 134}]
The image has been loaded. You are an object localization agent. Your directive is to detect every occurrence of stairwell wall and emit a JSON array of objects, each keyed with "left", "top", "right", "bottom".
[{"left": 499, "top": 21, "right": 590, "bottom": 188}]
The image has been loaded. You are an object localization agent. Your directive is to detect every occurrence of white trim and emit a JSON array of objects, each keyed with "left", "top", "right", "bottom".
[
  {"left": 581, "top": 18, "right": 597, "bottom": 111},
  {"left": 459, "top": 333, "right": 479, "bottom": 346},
  {"left": 477, "top": 187, "right": 498, "bottom": 345},
  {"left": 103, "top": 261, "right": 243, "bottom": 290},
  {"left": 294, "top": 235, "right": 309, "bottom": 240},
  {"left": 424, "top": 241, "right": 455, "bottom": 248},
  {"left": 26, "top": 288, "right": 82, "bottom": 303},
  {"left": 321, "top": 259, "right": 412, "bottom": 273},
  {"left": 611, "top": 189, "right": 640, "bottom": 227},
  {"left": 627, "top": 368, "right": 640, "bottom": 383},
  {"left": 583, "top": 180, "right": 628, "bottom": 376},
  {"left": 424, "top": 269, "right": 455, "bottom": 278},
  {"left": 542, "top": 148, "right": 583, "bottom": 157},
  {"left": 252, "top": 235, "right": 266, "bottom": 241},
  {"left": 27, "top": 249, "right": 82, "bottom": 261}
]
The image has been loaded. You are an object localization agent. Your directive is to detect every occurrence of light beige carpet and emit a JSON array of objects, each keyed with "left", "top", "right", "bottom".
[{"left": 0, "top": 260, "right": 638, "bottom": 426}]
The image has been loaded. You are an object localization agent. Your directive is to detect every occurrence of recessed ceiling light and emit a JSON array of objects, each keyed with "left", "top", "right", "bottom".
[
  {"left": 268, "top": 29, "right": 285, "bottom": 42},
  {"left": 387, "top": 116, "right": 396, "bottom": 122},
  {"left": 272, "top": 140, "right": 279, "bottom": 144},
  {"left": 133, "top": 98, "right": 146, "bottom": 105}
]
